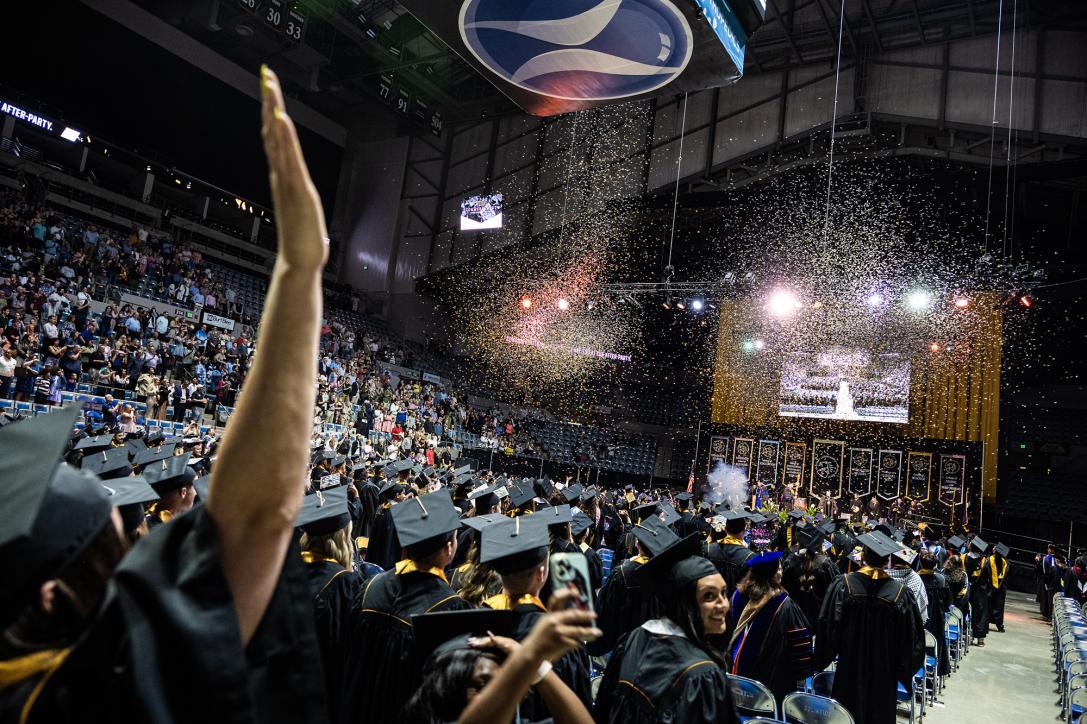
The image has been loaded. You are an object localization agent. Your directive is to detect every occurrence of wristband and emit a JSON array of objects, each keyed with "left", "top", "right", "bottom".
[{"left": 532, "top": 660, "right": 553, "bottom": 685}]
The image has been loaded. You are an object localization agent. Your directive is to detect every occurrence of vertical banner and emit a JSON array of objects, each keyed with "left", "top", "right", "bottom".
[
  {"left": 782, "top": 442, "right": 806, "bottom": 487},
  {"left": 905, "top": 451, "right": 933, "bottom": 501},
  {"left": 732, "top": 438, "right": 755, "bottom": 481},
  {"left": 847, "top": 448, "right": 874, "bottom": 496},
  {"left": 707, "top": 436, "right": 730, "bottom": 474},
  {"left": 809, "top": 439, "right": 845, "bottom": 499},
  {"left": 938, "top": 454, "right": 967, "bottom": 507},
  {"left": 756, "top": 440, "right": 780, "bottom": 485},
  {"left": 876, "top": 449, "right": 903, "bottom": 500}
]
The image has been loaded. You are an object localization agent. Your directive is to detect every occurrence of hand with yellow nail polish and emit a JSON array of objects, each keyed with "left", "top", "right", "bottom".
[{"left": 259, "top": 64, "right": 329, "bottom": 274}]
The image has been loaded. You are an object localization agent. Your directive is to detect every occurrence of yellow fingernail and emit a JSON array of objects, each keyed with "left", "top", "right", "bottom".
[
  {"left": 260, "top": 63, "right": 270, "bottom": 78},
  {"left": 274, "top": 108, "right": 287, "bottom": 121}
]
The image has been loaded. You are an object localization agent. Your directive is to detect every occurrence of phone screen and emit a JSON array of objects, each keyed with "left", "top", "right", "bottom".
[{"left": 550, "top": 552, "right": 594, "bottom": 612}]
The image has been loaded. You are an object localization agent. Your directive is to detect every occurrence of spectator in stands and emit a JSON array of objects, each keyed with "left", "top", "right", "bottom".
[
  {"left": 189, "top": 384, "right": 208, "bottom": 423},
  {"left": 0, "top": 343, "right": 15, "bottom": 399}
]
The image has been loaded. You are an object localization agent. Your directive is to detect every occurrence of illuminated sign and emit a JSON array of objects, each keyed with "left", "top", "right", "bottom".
[{"left": 0, "top": 100, "right": 55, "bottom": 132}]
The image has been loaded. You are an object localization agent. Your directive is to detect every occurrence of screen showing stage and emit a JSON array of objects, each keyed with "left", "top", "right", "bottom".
[
  {"left": 460, "top": 193, "right": 504, "bottom": 230},
  {"left": 778, "top": 349, "right": 910, "bottom": 424}
]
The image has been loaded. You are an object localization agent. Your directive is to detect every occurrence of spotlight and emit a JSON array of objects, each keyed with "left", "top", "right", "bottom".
[
  {"left": 662, "top": 300, "right": 671, "bottom": 310},
  {"left": 742, "top": 339, "right": 755, "bottom": 352},
  {"left": 557, "top": 298, "right": 570, "bottom": 311},
  {"left": 60, "top": 127, "right": 82, "bottom": 142},
  {"left": 954, "top": 296, "right": 970, "bottom": 309},
  {"left": 754, "top": 339, "right": 765, "bottom": 350},
  {"left": 520, "top": 296, "right": 532, "bottom": 310},
  {"left": 690, "top": 298, "right": 704, "bottom": 311},
  {"left": 929, "top": 342, "right": 941, "bottom": 352},
  {"left": 676, "top": 301, "right": 686, "bottom": 310},
  {"left": 767, "top": 289, "right": 801, "bottom": 317},
  {"left": 1019, "top": 294, "right": 1033, "bottom": 308},
  {"left": 906, "top": 290, "right": 932, "bottom": 311}
]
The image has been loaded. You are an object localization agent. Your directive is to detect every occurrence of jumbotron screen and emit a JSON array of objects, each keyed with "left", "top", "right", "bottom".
[
  {"left": 778, "top": 349, "right": 910, "bottom": 424},
  {"left": 460, "top": 193, "right": 504, "bottom": 231}
]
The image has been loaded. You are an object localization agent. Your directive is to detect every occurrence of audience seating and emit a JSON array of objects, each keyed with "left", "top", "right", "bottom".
[
  {"left": 727, "top": 674, "right": 777, "bottom": 720},
  {"left": 780, "top": 692, "right": 854, "bottom": 724}
]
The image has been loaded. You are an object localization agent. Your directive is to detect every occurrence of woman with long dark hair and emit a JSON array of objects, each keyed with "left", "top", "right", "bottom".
[
  {"left": 781, "top": 528, "right": 840, "bottom": 627},
  {"left": 593, "top": 533, "right": 740, "bottom": 724}
]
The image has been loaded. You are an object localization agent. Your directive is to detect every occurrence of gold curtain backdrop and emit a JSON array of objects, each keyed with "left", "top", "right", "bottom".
[{"left": 710, "top": 294, "right": 1002, "bottom": 499}]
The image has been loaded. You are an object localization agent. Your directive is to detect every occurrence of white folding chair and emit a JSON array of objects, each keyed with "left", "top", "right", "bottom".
[{"left": 781, "top": 692, "right": 855, "bottom": 724}]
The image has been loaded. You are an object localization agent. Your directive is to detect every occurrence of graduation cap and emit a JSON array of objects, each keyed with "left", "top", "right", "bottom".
[
  {"left": 102, "top": 475, "right": 159, "bottom": 508},
  {"left": 816, "top": 520, "right": 837, "bottom": 536},
  {"left": 892, "top": 544, "right": 918, "bottom": 566},
  {"left": 787, "top": 509, "right": 807, "bottom": 520},
  {"left": 310, "top": 448, "right": 334, "bottom": 465},
  {"left": 831, "top": 530, "right": 856, "bottom": 553},
  {"left": 392, "top": 489, "right": 461, "bottom": 552},
  {"left": 81, "top": 447, "right": 133, "bottom": 480},
  {"left": 541, "top": 504, "right": 573, "bottom": 527},
  {"left": 452, "top": 473, "right": 474, "bottom": 488},
  {"left": 947, "top": 535, "right": 966, "bottom": 550},
  {"left": 193, "top": 475, "right": 211, "bottom": 504},
  {"left": 631, "top": 516, "right": 681, "bottom": 557},
  {"left": 637, "top": 533, "right": 715, "bottom": 593},
  {"left": 144, "top": 452, "right": 196, "bottom": 493},
  {"left": 145, "top": 429, "right": 166, "bottom": 445},
  {"left": 797, "top": 527, "right": 826, "bottom": 555},
  {"left": 468, "top": 484, "right": 501, "bottom": 511},
  {"left": 743, "top": 550, "right": 784, "bottom": 575},
  {"left": 571, "top": 510, "right": 593, "bottom": 539},
  {"left": 876, "top": 523, "right": 905, "bottom": 542},
  {"left": 453, "top": 464, "right": 472, "bottom": 476},
  {"left": 581, "top": 486, "right": 598, "bottom": 503},
  {"left": 331, "top": 455, "right": 347, "bottom": 469},
  {"left": 675, "top": 492, "right": 693, "bottom": 502},
  {"left": 460, "top": 512, "right": 507, "bottom": 534},
  {"left": 412, "top": 609, "right": 517, "bottom": 662},
  {"left": 73, "top": 435, "right": 113, "bottom": 453},
  {"left": 994, "top": 542, "right": 1010, "bottom": 558},
  {"left": 480, "top": 514, "right": 550, "bottom": 576},
  {"left": 0, "top": 406, "right": 113, "bottom": 623},
  {"left": 531, "top": 478, "right": 552, "bottom": 500},
  {"left": 856, "top": 531, "right": 900, "bottom": 558},
  {"left": 378, "top": 479, "right": 407, "bottom": 500},
  {"left": 969, "top": 536, "right": 989, "bottom": 553},
  {"left": 657, "top": 503, "right": 681, "bottom": 527},
  {"left": 133, "top": 444, "right": 176, "bottom": 468},
  {"left": 507, "top": 484, "right": 535, "bottom": 510},
  {"left": 561, "top": 484, "right": 583, "bottom": 504},
  {"left": 633, "top": 502, "right": 660, "bottom": 523},
  {"left": 124, "top": 437, "right": 147, "bottom": 458},
  {"left": 296, "top": 486, "right": 351, "bottom": 537}
]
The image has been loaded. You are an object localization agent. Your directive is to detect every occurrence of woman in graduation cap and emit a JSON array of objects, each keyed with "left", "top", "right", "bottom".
[
  {"left": 728, "top": 550, "right": 813, "bottom": 702},
  {"left": 0, "top": 67, "right": 330, "bottom": 724},
  {"left": 593, "top": 532, "right": 740, "bottom": 724}
]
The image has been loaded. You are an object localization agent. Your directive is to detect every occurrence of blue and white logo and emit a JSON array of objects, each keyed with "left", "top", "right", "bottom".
[{"left": 458, "top": 0, "right": 693, "bottom": 102}]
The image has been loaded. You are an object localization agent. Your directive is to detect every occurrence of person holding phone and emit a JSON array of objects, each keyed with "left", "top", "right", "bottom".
[{"left": 479, "top": 515, "right": 594, "bottom": 722}]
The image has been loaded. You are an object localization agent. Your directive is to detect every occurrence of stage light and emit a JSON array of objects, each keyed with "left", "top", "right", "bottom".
[
  {"left": 662, "top": 300, "right": 671, "bottom": 309},
  {"left": 866, "top": 292, "right": 885, "bottom": 308},
  {"left": 676, "top": 301, "right": 686, "bottom": 310},
  {"left": 520, "top": 297, "right": 532, "bottom": 310},
  {"left": 906, "top": 290, "right": 932, "bottom": 311},
  {"left": 954, "top": 296, "right": 970, "bottom": 309},
  {"left": 742, "top": 340, "right": 755, "bottom": 352},
  {"left": 557, "top": 298, "right": 570, "bottom": 311},
  {"left": 1019, "top": 295, "right": 1033, "bottom": 308},
  {"left": 754, "top": 339, "right": 765, "bottom": 350},
  {"left": 60, "top": 127, "right": 81, "bottom": 142},
  {"left": 767, "top": 289, "right": 801, "bottom": 317},
  {"left": 690, "top": 298, "right": 704, "bottom": 311},
  {"left": 929, "top": 342, "right": 941, "bottom": 352}
]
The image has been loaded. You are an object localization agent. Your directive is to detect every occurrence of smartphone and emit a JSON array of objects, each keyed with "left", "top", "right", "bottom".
[{"left": 550, "top": 552, "right": 594, "bottom": 612}]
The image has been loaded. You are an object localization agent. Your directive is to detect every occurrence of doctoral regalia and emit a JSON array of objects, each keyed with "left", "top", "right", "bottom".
[
  {"left": 588, "top": 557, "right": 660, "bottom": 656},
  {"left": 918, "top": 569, "right": 952, "bottom": 675},
  {"left": 303, "top": 556, "right": 366, "bottom": 724},
  {"left": 367, "top": 505, "right": 399, "bottom": 570},
  {"left": 2, "top": 506, "right": 328, "bottom": 724},
  {"left": 781, "top": 553, "right": 840, "bottom": 629},
  {"left": 815, "top": 569, "right": 925, "bottom": 724},
  {"left": 338, "top": 565, "right": 469, "bottom": 724},
  {"left": 728, "top": 591, "right": 814, "bottom": 702},
  {"left": 593, "top": 624, "right": 740, "bottom": 724}
]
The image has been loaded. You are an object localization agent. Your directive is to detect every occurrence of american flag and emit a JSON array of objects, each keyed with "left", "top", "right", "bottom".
[{"left": 687, "top": 468, "right": 695, "bottom": 494}]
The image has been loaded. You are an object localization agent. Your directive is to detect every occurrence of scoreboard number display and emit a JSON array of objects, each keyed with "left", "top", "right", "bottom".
[{"left": 238, "top": 0, "right": 306, "bottom": 42}]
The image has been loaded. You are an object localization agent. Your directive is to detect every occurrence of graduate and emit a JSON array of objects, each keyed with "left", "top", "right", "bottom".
[
  {"left": 671, "top": 492, "right": 702, "bottom": 538},
  {"left": 988, "top": 542, "right": 1010, "bottom": 632},
  {"left": 571, "top": 510, "right": 604, "bottom": 591},
  {"left": 916, "top": 550, "right": 952, "bottom": 676},
  {"left": 728, "top": 551, "right": 814, "bottom": 702},
  {"left": 479, "top": 514, "right": 592, "bottom": 720},
  {"left": 449, "top": 514, "right": 504, "bottom": 605},
  {"left": 368, "top": 468, "right": 411, "bottom": 570},
  {"left": 704, "top": 509, "right": 756, "bottom": 594},
  {"left": 100, "top": 475, "right": 159, "bottom": 544},
  {"left": 142, "top": 452, "right": 198, "bottom": 529},
  {"left": 587, "top": 516, "right": 673, "bottom": 656},
  {"left": 593, "top": 531, "right": 739, "bottom": 724},
  {"left": 339, "top": 489, "right": 470, "bottom": 724},
  {"left": 815, "top": 531, "right": 925, "bottom": 724},
  {"left": 296, "top": 486, "right": 367, "bottom": 724},
  {"left": 964, "top": 536, "right": 991, "bottom": 645},
  {"left": 0, "top": 68, "right": 331, "bottom": 723},
  {"left": 780, "top": 527, "right": 840, "bottom": 644}
]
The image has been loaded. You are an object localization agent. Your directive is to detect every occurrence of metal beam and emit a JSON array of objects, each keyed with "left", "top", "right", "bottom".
[
  {"left": 911, "top": 0, "right": 927, "bottom": 44},
  {"left": 861, "top": 0, "right": 885, "bottom": 53},
  {"left": 766, "top": 0, "right": 807, "bottom": 63}
]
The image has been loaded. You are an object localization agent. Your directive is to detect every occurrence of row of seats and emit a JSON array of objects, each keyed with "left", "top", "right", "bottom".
[{"left": 1053, "top": 594, "right": 1087, "bottom": 722}]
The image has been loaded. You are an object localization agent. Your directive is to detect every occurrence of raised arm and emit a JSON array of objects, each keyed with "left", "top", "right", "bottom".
[{"left": 206, "top": 65, "right": 328, "bottom": 644}]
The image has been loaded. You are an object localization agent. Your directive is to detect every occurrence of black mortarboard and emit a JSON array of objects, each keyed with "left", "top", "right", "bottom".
[
  {"left": 460, "top": 512, "right": 507, "bottom": 533},
  {"left": 657, "top": 503, "right": 681, "bottom": 527},
  {"left": 816, "top": 520, "right": 836, "bottom": 536},
  {"left": 379, "top": 479, "right": 407, "bottom": 500},
  {"left": 797, "top": 527, "right": 826, "bottom": 554},
  {"left": 534, "top": 478, "right": 554, "bottom": 499},
  {"left": 947, "top": 535, "right": 966, "bottom": 549},
  {"left": 412, "top": 609, "right": 517, "bottom": 662},
  {"left": 631, "top": 516, "right": 681, "bottom": 557},
  {"left": 994, "top": 542, "right": 1010, "bottom": 558},
  {"left": 395, "top": 459, "right": 415, "bottom": 474},
  {"left": 468, "top": 484, "right": 501, "bottom": 511},
  {"left": 124, "top": 437, "right": 147, "bottom": 458},
  {"left": 311, "top": 448, "right": 334, "bottom": 465},
  {"left": 452, "top": 473, "right": 474, "bottom": 488},
  {"left": 571, "top": 510, "right": 593, "bottom": 539},
  {"left": 453, "top": 465, "right": 471, "bottom": 476},
  {"left": 81, "top": 447, "right": 134, "bottom": 480},
  {"left": 73, "top": 435, "right": 113, "bottom": 453},
  {"left": 787, "top": 509, "right": 806, "bottom": 520},
  {"left": 581, "top": 486, "right": 598, "bottom": 503},
  {"left": 675, "top": 492, "right": 693, "bottom": 502},
  {"left": 633, "top": 502, "right": 660, "bottom": 523},
  {"left": 970, "top": 536, "right": 989, "bottom": 553},
  {"left": 857, "top": 531, "right": 900, "bottom": 558},
  {"left": 102, "top": 475, "right": 159, "bottom": 508},
  {"left": 561, "top": 484, "right": 583, "bottom": 504},
  {"left": 541, "top": 504, "right": 573, "bottom": 527},
  {"left": 296, "top": 486, "right": 351, "bottom": 536},
  {"left": 892, "top": 544, "right": 918, "bottom": 566},
  {"left": 876, "top": 523, "right": 905, "bottom": 542},
  {"left": 331, "top": 455, "right": 347, "bottom": 468},
  {"left": 133, "top": 444, "right": 176, "bottom": 467},
  {"left": 0, "top": 406, "right": 113, "bottom": 623},
  {"left": 144, "top": 452, "right": 196, "bottom": 493},
  {"left": 193, "top": 475, "right": 211, "bottom": 504},
  {"left": 145, "top": 429, "right": 166, "bottom": 445},
  {"left": 382, "top": 463, "right": 398, "bottom": 478},
  {"left": 480, "top": 514, "right": 549, "bottom": 575},
  {"left": 392, "top": 489, "right": 461, "bottom": 550},
  {"left": 637, "top": 534, "right": 715, "bottom": 593},
  {"left": 508, "top": 484, "right": 535, "bottom": 510}
]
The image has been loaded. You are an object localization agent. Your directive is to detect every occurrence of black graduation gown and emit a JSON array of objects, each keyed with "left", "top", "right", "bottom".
[
  {"left": 588, "top": 558, "right": 661, "bottom": 656},
  {"left": 673, "top": 511, "right": 700, "bottom": 539},
  {"left": 581, "top": 543, "right": 604, "bottom": 592},
  {"left": 338, "top": 568, "right": 469, "bottom": 724},
  {"left": 988, "top": 555, "right": 1009, "bottom": 627},
  {"left": 781, "top": 553, "right": 841, "bottom": 630},
  {"left": 704, "top": 541, "right": 755, "bottom": 595},
  {"left": 2, "top": 505, "right": 327, "bottom": 724},
  {"left": 918, "top": 570, "right": 952, "bottom": 675},
  {"left": 356, "top": 482, "right": 380, "bottom": 538},
  {"left": 815, "top": 570, "right": 925, "bottom": 724},
  {"left": 728, "top": 591, "right": 814, "bottom": 703},
  {"left": 594, "top": 625, "right": 740, "bottom": 724},
  {"left": 367, "top": 505, "right": 399, "bottom": 570},
  {"left": 304, "top": 560, "right": 366, "bottom": 724},
  {"left": 964, "top": 554, "right": 991, "bottom": 638}
]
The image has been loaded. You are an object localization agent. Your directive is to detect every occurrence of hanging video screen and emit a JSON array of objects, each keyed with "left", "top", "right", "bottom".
[
  {"left": 778, "top": 348, "right": 910, "bottom": 424},
  {"left": 460, "top": 193, "right": 504, "bottom": 231}
]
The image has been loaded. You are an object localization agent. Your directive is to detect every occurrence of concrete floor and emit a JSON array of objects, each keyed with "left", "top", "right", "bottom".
[{"left": 916, "top": 591, "right": 1058, "bottom": 724}]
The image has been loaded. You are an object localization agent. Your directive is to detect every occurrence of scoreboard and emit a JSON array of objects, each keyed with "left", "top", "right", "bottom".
[{"left": 238, "top": 0, "right": 306, "bottom": 43}]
